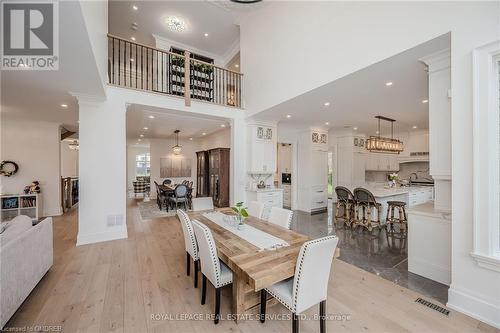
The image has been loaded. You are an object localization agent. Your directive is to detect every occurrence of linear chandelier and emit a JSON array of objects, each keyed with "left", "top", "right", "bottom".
[
  {"left": 172, "top": 130, "right": 182, "bottom": 155},
  {"left": 366, "top": 116, "right": 404, "bottom": 154}
]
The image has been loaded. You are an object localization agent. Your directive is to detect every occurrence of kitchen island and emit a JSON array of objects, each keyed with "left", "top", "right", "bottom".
[{"left": 350, "top": 185, "right": 434, "bottom": 224}]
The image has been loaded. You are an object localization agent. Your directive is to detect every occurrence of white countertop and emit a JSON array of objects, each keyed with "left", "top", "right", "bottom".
[
  {"left": 246, "top": 187, "right": 284, "bottom": 193},
  {"left": 355, "top": 185, "right": 434, "bottom": 198},
  {"left": 408, "top": 202, "right": 451, "bottom": 220}
]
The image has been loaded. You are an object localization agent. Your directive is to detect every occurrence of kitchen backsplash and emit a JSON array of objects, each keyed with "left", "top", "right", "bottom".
[{"left": 365, "top": 161, "right": 431, "bottom": 182}]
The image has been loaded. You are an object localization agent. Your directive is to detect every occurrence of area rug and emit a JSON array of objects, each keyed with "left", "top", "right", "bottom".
[{"left": 137, "top": 200, "right": 178, "bottom": 219}]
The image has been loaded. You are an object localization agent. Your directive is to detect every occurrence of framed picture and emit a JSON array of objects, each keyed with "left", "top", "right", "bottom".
[{"left": 160, "top": 158, "right": 192, "bottom": 178}]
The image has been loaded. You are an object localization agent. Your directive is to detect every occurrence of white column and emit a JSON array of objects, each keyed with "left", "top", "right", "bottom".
[
  {"left": 420, "top": 49, "right": 451, "bottom": 212},
  {"left": 76, "top": 95, "right": 128, "bottom": 245},
  {"left": 230, "top": 115, "right": 247, "bottom": 205}
]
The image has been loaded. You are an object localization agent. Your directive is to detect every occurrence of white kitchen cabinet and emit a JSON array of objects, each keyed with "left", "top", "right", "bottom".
[
  {"left": 365, "top": 153, "right": 399, "bottom": 171},
  {"left": 246, "top": 189, "right": 283, "bottom": 220},
  {"left": 352, "top": 152, "right": 366, "bottom": 186},
  {"left": 297, "top": 129, "right": 328, "bottom": 212},
  {"left": 282, "top": 184, "right": 291, "bottom": 208},
  {"left": 408, "top": 187, "right": 434, "bottom": 207},
  {"left": 247, "top": 124, "right": 277, "bottom": 174}
]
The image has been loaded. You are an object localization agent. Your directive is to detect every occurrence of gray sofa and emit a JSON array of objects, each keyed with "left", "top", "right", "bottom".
[{"left": 0, "top": 216, "right": 53, "bottom": 328}]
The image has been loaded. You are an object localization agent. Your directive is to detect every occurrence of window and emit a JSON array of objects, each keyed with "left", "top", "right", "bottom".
[
  {"left": 471, "top": 40, "right": 500, "bottom": 272},
  {"left": 136, "top": 153, "right": 150, "bottom": 177}
]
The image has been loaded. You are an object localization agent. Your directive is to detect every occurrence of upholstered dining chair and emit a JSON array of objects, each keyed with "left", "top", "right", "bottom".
[
  {"left": 191, "top": 220, "right": 233, "bottom": 324},
  {"left": 177, "top": 209, "right": 200, "bottom": 288},
  {"left": 169, "top": 184, "right": 188, "bottom": 210},
  {"left": 154, "top": 181, "right": 167, "bottom": 211},
  {"left": 192, "top": 197, "right": 214, "bottom": 212},
  {"left": 268, "top": 207, "right": 294, "bottom": 229},
  {"left": 259, "top": 235, "right": 339, "bottom": 333},
  {"left": 163, "top": 179, "right": 172, "bottom": 185},
  {"left": 247, "top": 201, "right": 265, "bottom": 219}
]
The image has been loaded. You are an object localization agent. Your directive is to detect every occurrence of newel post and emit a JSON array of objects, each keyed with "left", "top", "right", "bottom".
[{"left": 184, "top": 50, "right": 191, "bottom": 107}]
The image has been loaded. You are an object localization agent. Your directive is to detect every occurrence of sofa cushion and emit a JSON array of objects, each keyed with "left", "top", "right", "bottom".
[{"left": 0, "top": 215, "right": 32, "bottom": 248}]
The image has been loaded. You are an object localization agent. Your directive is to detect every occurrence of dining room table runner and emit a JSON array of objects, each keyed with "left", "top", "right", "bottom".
[{"left": 201, "top": 211, "right": 289, "bottom": 251}]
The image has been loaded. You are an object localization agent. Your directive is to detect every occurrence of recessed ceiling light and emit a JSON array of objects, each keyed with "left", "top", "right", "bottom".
[
  {"left": 138, "top": 139, "right": 142, "bottom": 142},
  {"left": 286, "top": 114, "right": 292, "bottom": 118},
  {"left": 376, "top": 130, "right": 380, "bottom": 134},
  {"left": 148, "top": 115, "right": 155, "bottom": 119},
  {"left": 189, "top": 137, "right": 193, "bottom": 141},
  {"left": 166, "top": 16, "right": 186, "bottom": 32},
  {"left": 235, "top": 64, "right": 239, "bottom": 68},
  {"left": 60, "top": 103, "right": 68, "bottom": 108},
  {"left": 412, "top": 125, "right": 418, "bottom": 129},
  {"left": 325, "top": 122, "right": 330, "bottom": 125},
  {"left": 131, "top": 36, "right": 136, "bottom": 41},
  {"left": 324, "top": 102, "right": 330, "bottom": 107},
  {"left": 130, "top": 58, "right": 134, "bottom": 62},
  {"left": 220, "top": 124, "right": 226, "bottom": 128},
  {"left": 353, "top": 127, "right": 358, "bottom": 130},
  {"left": 202, "top": 132, "right": 206, "bottom": 136},
  {"left": 140, "top": 134, "right": 144, "bottom": 138},
  {"left": 204, "top": 33, "right": 209, "bottom": 37},
  {"left": 132, "top": 5, "right": 138, "bottom": 10},
  {"left": 143, "top": 127, "right": 148, "bottom": 130},
  {"left": 422, "top": 99, "right": 428, "bottom": 104},
  {"left": 385, "top": 81, "right": 393, "bottom": 86}
]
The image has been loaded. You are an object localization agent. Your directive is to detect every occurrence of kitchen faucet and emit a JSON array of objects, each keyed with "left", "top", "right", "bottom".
[{"left": 409, "top": 173, "right": 418, "bottom": 185}]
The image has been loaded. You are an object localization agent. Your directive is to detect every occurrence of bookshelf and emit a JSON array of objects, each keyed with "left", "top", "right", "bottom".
[{"left": 1, "top": 193, "right": 41, "bottom": 222}]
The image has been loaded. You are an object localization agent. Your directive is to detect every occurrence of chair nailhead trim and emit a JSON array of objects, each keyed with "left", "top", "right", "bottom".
[
  {"left": 291, "top": 235, "right": 337, "bottom": 313},
  {"left": 177, "top": 210, "right": 199, "bottom": 260}
]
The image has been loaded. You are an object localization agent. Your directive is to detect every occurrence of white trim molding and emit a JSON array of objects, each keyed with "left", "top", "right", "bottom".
[
  {"left": 448, "top": 285, "right": 500, "bottom": 329},
  {"left": 471, "top": 39, "right": 500, "bottom": 272}
]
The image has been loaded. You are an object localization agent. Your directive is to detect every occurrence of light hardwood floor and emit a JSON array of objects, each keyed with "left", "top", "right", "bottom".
[{"left": 5, "top": 200, "right": 498, "bottom": 333}]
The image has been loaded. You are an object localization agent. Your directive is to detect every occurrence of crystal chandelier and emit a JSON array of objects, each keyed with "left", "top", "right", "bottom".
[
  {"left": 68, "top": 140, "right": 79, "bottom": 150},
  {"left": 172, "top": 130, "right": 182, "bottom": 155},
  {"left": 166, "top": 16, "right": 186, "bottom": 32},
  {"left": 366, "top": 116, "right": 404, "bottom": 154}
]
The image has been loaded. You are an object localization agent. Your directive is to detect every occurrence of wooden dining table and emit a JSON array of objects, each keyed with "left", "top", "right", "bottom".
[{"left": 188, "top": 208, "right": 310, "bottom": 321}]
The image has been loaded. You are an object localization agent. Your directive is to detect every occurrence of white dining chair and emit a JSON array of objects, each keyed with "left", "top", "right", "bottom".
[
  {"left": 177, "top": 210, "right": 200, "bottom": 288},
  {"left": 247, "top": 201, "right": 265, "bottom": 219},
  {"left": 192, "top": 197, "right": 214, "bottom": 211},
  {"left": 191, "top": 220, "right": 233, "bottom": 324},
  {"left": 259, "top": 235, "right": 339, "bottom": 333},
  {"left": 268, "top": 207, "right": 294, "bottom": 229}
]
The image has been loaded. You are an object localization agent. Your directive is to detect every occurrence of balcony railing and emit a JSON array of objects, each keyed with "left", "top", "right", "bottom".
[{"left": 107, "top": 34, "right": 243, "bottom": 108}]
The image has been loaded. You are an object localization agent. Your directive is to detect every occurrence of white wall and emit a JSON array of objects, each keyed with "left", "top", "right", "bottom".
[
  {"left": 198, "top": 128, "right": 231, "bottom": 150},
  {"left": 240, "top": 2, "right": 500, "bottom": 327},
  {"left": 149, "top": 138, "right": 198, "bottom": 198},
  {"left": 0, "top": 118, "right": 61, "bottom": 217},
  {"left": 126, "top": 145, "right": 149, "bottom": 190},
  {"left": 61, "top": 140, "right": 79, "bottom": 178}
]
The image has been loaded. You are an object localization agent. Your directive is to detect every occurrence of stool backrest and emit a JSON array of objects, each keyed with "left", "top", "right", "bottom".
[
  {"left": 353, "top": 187, "right": 377, "bottom": 205},
  {"left": 335, "top": 186, "right": 353, "bottom": 202}
]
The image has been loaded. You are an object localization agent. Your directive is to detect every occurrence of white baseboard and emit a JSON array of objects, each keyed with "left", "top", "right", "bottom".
[
  {"left": 76, "top": 226, "right": 128, "bottom": 246},
  {"left": 448, "top": 286, "right": 500, "bottom": 329},
  {"left": 408, "top": 257, "right": 451, "bottom": 285}
]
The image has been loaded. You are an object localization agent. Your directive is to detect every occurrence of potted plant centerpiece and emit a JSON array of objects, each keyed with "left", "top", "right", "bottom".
[
  {"left": 388, "top": 173, "right": 398, "bottom": 188},
  {"left": 231, "top": 202, "right": 249, "bottom": 230}
]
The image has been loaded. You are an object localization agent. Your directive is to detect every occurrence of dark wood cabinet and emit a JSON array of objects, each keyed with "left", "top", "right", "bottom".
[
  {"left": 208, "top": 148, "right": 230, "bottom": 207},
  {"left": 196, "top": 151, "right": 209, "bottom": 197}
]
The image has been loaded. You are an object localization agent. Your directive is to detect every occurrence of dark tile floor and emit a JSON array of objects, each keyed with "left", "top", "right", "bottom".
[{"left": 290, "top": 201, "right": 449, "bottom": 305}]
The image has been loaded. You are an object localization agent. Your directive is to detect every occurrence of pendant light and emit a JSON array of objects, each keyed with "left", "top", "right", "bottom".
[
  {"left": 172, "top": 130, "right": 182, "bottom": 155},
  {"left": 366, "top": 116, "right": 404, "bottom": 154}
]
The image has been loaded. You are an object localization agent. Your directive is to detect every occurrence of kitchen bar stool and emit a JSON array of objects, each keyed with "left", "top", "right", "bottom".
[
  {"left": 353, "top": 188, "right": 382, "bottom": 231},
  {"left": 334, "top": 186, "right": 355, "bottom": 226},
  {"left": 386, "top": 201, "right": 408, "bottom": 235}
]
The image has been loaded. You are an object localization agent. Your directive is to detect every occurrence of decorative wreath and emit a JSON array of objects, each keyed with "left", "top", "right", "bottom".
[{"left": 0, "top": 161, "right": 19, "bottom": 177}]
